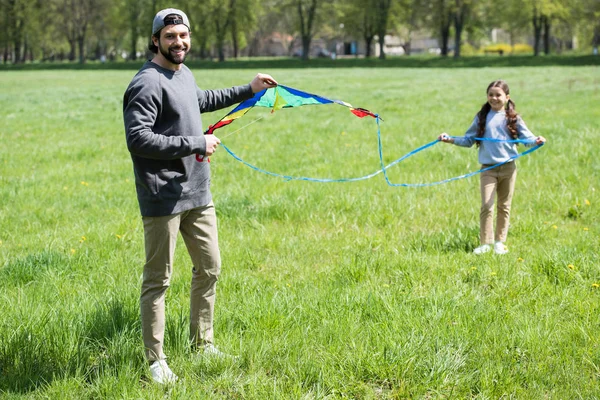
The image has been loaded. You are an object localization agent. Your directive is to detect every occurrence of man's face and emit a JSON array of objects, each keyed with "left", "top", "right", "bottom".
[{"left": 154, "top": 24, "right": 191, "bottom": 66}]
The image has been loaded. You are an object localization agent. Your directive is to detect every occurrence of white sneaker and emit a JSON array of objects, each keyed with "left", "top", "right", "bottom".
[
  {"left": 199, "top": 343, "right": 238, "bottom": 360},
  {"left": 473, "top": 244, "right": 492, "bottom": 255},
  {"left": 494, "top": 242, "right": 509, "bottom": 255},
  {"left": 149, "top": 360, "right": 178, "bottom": 384}
]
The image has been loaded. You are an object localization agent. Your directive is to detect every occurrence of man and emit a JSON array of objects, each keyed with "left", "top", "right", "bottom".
[{"left": 123, "top": 8, "right": 277, "bottom": 384}]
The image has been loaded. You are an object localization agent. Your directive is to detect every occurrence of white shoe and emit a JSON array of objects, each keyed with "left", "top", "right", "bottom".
[
  {"left": 494, "top": 242, "right": 509, "bottom": 255},
  {"left": 199, "top": 343, "right": 238, "bottom": 360},
  {"left": 149, "top": 360, "right": 178, "bottom": 384},
  {"left": 473, "top": 244, "right": 492, "bottom": 255}
]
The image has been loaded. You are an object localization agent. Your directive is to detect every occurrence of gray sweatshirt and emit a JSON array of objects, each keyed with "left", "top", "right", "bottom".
[
  {"left": 123, "top": 61, "right": 253, "bottom": 217},
  {"left": 453, "top": 110, "right": 536, "bottom": 165}
]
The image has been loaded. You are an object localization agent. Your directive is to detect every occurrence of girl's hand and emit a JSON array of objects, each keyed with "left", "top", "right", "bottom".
[
  {"left": 535, "top": 136, "right": 547, "bottom": 145},
  {"left": 438, "top": 133, "right": 454, "bottom": 143}
]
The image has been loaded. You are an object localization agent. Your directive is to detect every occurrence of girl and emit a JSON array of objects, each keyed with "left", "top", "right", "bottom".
[{"left": 438, "top": 80, "right": 546, "bottom": 255}]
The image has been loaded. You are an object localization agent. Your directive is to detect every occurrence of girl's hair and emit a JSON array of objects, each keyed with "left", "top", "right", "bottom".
[{"left": 476, "top": 80, "right": 518, "bottom": 147}]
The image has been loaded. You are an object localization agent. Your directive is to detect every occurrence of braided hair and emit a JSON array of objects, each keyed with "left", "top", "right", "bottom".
[{"left": 476, "top": 80, "right": 519, "bottom": 147}]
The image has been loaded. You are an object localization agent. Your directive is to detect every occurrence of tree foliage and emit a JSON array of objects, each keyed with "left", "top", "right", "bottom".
[{"left": 0, "top": 0, "right": 596, "bottom": 64}]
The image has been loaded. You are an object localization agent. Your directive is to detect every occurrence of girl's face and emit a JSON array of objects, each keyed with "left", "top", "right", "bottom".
[{"left": 487, "top": 86, "right": 509, "bottom": 111}]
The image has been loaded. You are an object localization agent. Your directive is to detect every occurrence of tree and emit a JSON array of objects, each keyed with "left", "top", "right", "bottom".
[
  {"left": 486, "top": 0, "right": 530, "bottom": 51},
  {"left": 339, "top": 0, "right": 377, "bottom": 57},
  {"left": 227, "top": 0, "right": 259, "bottom": 58},
  {"left": 374, "top": 0, "right": 393, "bottom": 59},
  {"left": 452, "top": 0, "right": 470, "bottom": 58},
  {"left": 55, "top": 0, "right": 106, "bottom": 63},
  {"left": 124, "top": 0, "right": 146, "bottom": 61},
  {"left": 395, "top": 0, "right": 428, "bottom": 55},
  {"left": 295, "top": 0, "right": 320, "bottom": 60},
  {"left": 527, "top": 0, "right": 571, "bottom": 55}
]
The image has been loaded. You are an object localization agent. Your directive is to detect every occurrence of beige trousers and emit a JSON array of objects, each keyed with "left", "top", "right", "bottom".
[
  {"left": 479, "top": 162, "right": 517, "bottom": 245},
  {"left": 140, "top": 202, "right": 221, "bottom": 362}
]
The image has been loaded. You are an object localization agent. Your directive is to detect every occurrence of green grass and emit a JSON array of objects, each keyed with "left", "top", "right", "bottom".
[{"left": 0, "top": 64, "right": 599, "bottom": 398}]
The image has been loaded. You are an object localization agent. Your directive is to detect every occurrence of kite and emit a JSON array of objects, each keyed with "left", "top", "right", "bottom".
[
  {"left": 197, "top": 85, "right": 544, "bottom": 186},
  {"left": 203, "top": 84, "right": 377, "bottom": 138},
  {"left": 196, "top": 85, "right": 377, "bottom": 163}
]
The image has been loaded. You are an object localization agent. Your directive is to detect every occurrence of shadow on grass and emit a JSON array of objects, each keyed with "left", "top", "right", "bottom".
[
  {"left": 0, "top": 296, "right": 141, "bottom": 394},
  {"left": 1, "top": 55, "right": 599, "bottom": 71},
  {"left": 407, "top": 229, "right": 478, "bottom": 254}
]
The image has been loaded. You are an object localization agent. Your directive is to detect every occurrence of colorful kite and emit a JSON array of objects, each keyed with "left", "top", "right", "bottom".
[
  {"left": 196, "top": 85, "right": 378, "bottom": 163},
  {"left": 204, "top": 85, "right": 377, "bottom": 136}
]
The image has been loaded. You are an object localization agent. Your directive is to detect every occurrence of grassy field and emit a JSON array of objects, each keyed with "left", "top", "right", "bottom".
[{"left": 0, "top": 61, "right": 599, "bottom": 398}]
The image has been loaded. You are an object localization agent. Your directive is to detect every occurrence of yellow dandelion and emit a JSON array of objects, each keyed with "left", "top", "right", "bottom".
[
  {"left": 286, "top": 283, "right": 291, "bottom": 287},
  {"left": 116, "top": 234, "right": 122, "bottom": 239},
  {"left": 81, "top": 181, "right": 89, "bottom": 186},
  {"left": 568, "top": 264, "right": 575, "bottom": 270},
  {"left": 79, "top": 236, "right": 87, "bottom": 243},
  {"left": 63, "top": 186, "right": 68, "bottom": 190},
  {"left": 584, "top": 228, "right": 589, "bottom": 231},
  {"left": 491, "top": 271, "right": 497, "bottom": 276},
  {"left": 552, "top": 225, "right": 558, "bottom": 229},
  {"left": 517, "top": 257, "right": 524, "bottom": 262},
  {"left": 592, "top": 283, "right": 600, "bottom": 289},
  {"left": 471, "top": 266, "right": 477, "bottom": 271},
  {"left": 70, "top": 248, "right": 76, "bottom": 254},
  {"left": 341, "top": 131, "right": 346, "bottom": 136},
  {"left": 585, "top": 199, "right": 591, "bottom": 206}
]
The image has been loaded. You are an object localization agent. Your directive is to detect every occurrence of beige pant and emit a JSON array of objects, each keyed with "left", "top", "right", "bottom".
[
  {"left": 479, "top": 162, "right": 517, "bottom": 245},
  {"left": 140, "top": 202, "right": 221, "bottom": 362}
]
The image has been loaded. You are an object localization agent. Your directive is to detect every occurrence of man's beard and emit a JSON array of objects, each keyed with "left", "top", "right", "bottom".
[{"left": 158, "top": 41, "right": 189, "bottom": 65}]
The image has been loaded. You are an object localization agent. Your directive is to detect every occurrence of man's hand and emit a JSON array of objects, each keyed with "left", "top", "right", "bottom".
[
  {"left": 204, "top": 134, "right": 221, "bottom": 156},
  {"left": 250, "top": 73, "right": 278, "bottom": 93}
]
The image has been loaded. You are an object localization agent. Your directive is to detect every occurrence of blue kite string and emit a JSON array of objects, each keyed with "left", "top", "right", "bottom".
[
  {"left": 374, "top": 116, "right": 544, "bottom": 187},
  {"left": 219, "top": 114, "right": 544, "bottom": 186}
]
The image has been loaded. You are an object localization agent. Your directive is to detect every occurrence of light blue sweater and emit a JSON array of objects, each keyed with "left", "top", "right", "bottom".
[{"left": 453, "top": 110, "right": 536, "bottom": 165}]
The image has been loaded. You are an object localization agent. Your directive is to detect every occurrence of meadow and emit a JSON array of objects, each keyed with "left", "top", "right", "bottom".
[{"left": 0, "top": 60, "right": 599, "bottom": 398}]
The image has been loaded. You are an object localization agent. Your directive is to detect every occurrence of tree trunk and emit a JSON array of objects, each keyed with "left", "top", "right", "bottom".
[
  {"left": 13, "top": 37, "right": 21, "bottom": 64},
  {"left": 22, "top": 35, "right": 28, "bottom": 62},
  {"left": 453, "top": 18, "right": 463, "bottom": 58},
  {"left": 364, "top": 36, "right": 373, "bottom": 58},
  {"left": 543, "top": 15, "right": 550, "bottom": 55},
  {"left": 532, "top": 9, "right": 542, "bottom": 56},
  {"left": 129, "top": 29, "right": 137, "bottom": 61},
  {"left": 229, "top": 0, "right": 238, "bottom": 58},
  {"left": 301, "top": 36, "right": 311, "bottom": 61},
  {"left": 68, "top": 38, "right": 76, "bottom": 61},
  {"left": 231, "top": 20, "right": 239, "bottom": 58},
  {"left": 453, "top": 1, "right": 468, "bottom": 58},
  {"left": 78, "top": 35, "right": 86, "bottom": 63},
  {"left": 378, "top": 34, "right": 385, "bottom": 59},
  {"left": 297, "top": 0, "right": 318, "bottom": 61},
  {"left": 405, "top": 30, "right": 412, "bottom": 56},
  {"left": 440, "top": 19, "right": 450, "bottom": 57}
]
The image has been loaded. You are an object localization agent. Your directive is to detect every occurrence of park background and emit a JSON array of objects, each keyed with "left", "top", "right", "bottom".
[
  {"left": 1, "top": 0, "right": 600, "bottom": 64},
  {"left": 1, "top": 0, "right": 600, "bottom": 399}
]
